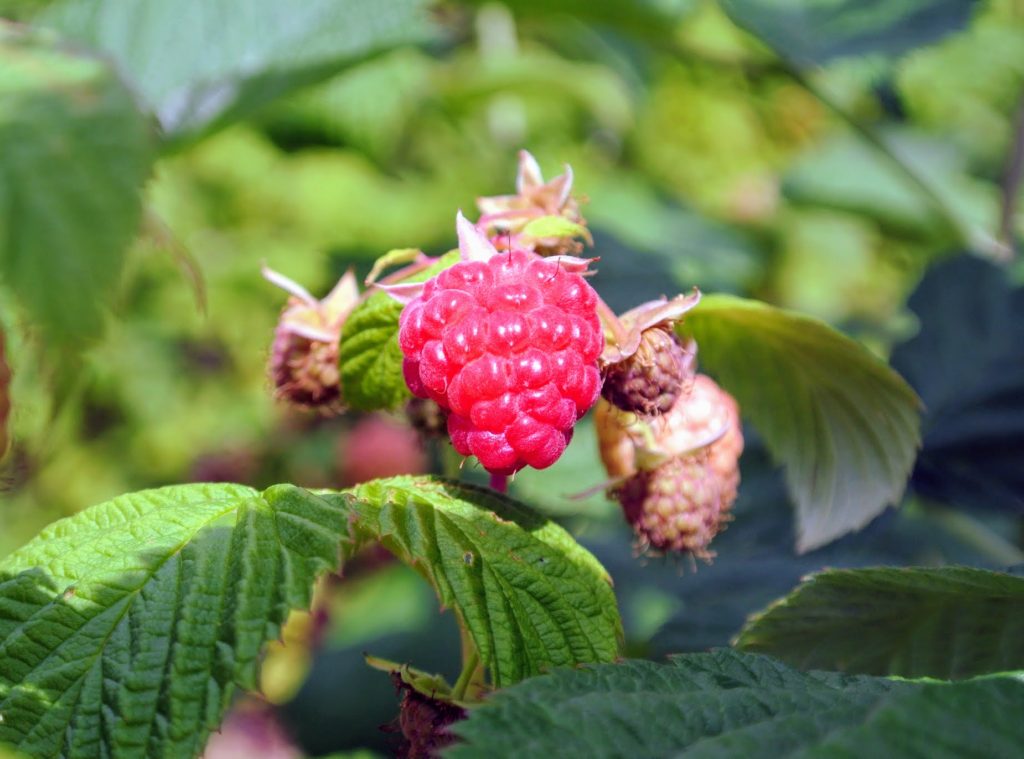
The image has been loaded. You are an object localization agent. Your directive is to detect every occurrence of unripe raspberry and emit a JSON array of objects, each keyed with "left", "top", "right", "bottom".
[
  {"left": 597, "top": 373, "right": 744, "bottom": 557},
  {"left": 617, "top": 455, "right": 724, "bottom": 557},
  {"left": 270, "top": 329, "right": 341, "bottom": 409},
  {"left": 599, "top": 293, "right": 700, "bottom": 418},
  {"left": 397, "top": 215, "right": 604, "bottom": 475},
  {"left": 601, "top": 325, "right": 693, "bottom": 415},
  {"left": 265, "top": 268, "right": 359, "bottom": 413}
]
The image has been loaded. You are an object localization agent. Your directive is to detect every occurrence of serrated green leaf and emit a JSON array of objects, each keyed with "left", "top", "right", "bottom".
[
  {"left": 736, "top": 566, "right": 1024, "bottom": 679},
  {"left": 338, "top": 293, "right": 409, "bottom": 411},
  {"left": 0, "top": 24, "right": 153, "bottom": 342},
  {"left": 680, "top": 294, "right": 921, "bottom": 552},
  {"left": 722, "top": 0, "right": 980, "bottom": 66},
  {"left": 451, "top": 649, "right": 1024, "bottom": 758},
  {"left": 339, "top": 252, "right": 458, "bottom": 412},
  {"left": 0, "top": 483, "right": 345, "bottom": 758},
  {"left": 329, "top": 476, "right": 622, "bottom": 687},
  {"left": 42, "top": 0, "right": 438, "bottom": 146}
]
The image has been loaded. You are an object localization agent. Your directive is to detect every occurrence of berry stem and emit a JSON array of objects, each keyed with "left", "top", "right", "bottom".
[
  {"left": 451, "top": 648, "right": 480, "bottom": 702},
  {"left": 489, "top": 473, "right": 509, "bottom": 493},
  {"left": 594, "top": 293, "right": 629, "bottom": 349},
  {"left": 453, "top": 623, "right": 486, "bottom": 702}
]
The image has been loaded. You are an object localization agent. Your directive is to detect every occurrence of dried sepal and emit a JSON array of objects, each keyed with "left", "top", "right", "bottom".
[{"left": 476, "top": 150, "right": 588, "bottom": 256}]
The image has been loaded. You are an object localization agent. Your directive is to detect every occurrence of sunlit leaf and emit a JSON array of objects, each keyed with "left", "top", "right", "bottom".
[
  {"left": 333, "top": 476, "right": 622, "bottom": 686},
  {"left": 0, "top": 483, "right": 344, "bottom": 758},
  {"left": 338, "top": 252, "right": 457, "bottom": 412}
]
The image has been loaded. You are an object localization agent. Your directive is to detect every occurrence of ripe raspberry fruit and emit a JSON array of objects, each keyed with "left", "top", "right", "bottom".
[{"left": 397, "top": 214, "right": 604, "bottom": 475}]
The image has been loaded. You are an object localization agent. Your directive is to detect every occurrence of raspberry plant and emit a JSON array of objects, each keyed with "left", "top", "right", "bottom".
[{"left": 2, "top": 2, "right": 1024, "bottom": 758}]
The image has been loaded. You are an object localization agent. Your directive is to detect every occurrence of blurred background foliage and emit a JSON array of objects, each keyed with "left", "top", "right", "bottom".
[{"left": 1, "top": 0, "right": 1023, "bottom": 755}]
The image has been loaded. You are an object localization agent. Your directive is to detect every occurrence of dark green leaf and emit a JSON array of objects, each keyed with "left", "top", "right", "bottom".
[
  {"left": 331, "top": 476, "right": 622, "bottom": 687},
  {"left": 681, "top": 294, "right": 921, "bottom": 551},
  {"left": 736, "top": 566, "right": 1024, "bottom": 679},
  {"left": 339, "top": 251, "right": 457, "bottom": 412},
  {"left": 891, "top": 255, "right": 1024, "bottom": 515},
  {"left": 0, "top": 24, "right": 153, "bottom": 342},
  {"left": 0, "top": 483, "right": 345, "bottom": 758},
  {"left": 586, "top": 445, "right": 991, "bottom": 658},
  {"left": 41, "top": 0, "right": 438, "bottom": 146},
  {"left": 451, "top": 649, "right": 1024, "bottom": 759},
  {"left": 722, "top": 0, "right": 981, "bottom": 66}
]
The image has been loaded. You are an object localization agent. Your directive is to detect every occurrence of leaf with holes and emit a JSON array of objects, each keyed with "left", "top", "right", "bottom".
[
  {"left": 681, "top": 294, "right": 921, "bottom": 551},
  {"left": 0, "top": 483, "right": 344, "bottom": 758},
  {"left": 0, "top": 24, "right": 154, "bottom": 343},
  {"left": 451, "top": 649, "right": 1024, "bottom": 758},
  {"left": 331, "top": 476, "right": 622, "bottom": 686},
  {"left": 736, "top": 566, "right": 1024, "bottom": 679}
]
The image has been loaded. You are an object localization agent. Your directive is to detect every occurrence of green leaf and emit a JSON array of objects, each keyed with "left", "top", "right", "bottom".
[
  {"left": 330, "top": 476, "right": 622, "bottom": 687},
  {"left": 339, "top": 251, "right": 458, "bottom": 412},
  {"left": 722, "top": 0, "right": 980, "bottom": 66},
  {"left": 520, "top": 215, "right": 589, "bottom": 240},
  {"left": 41, "top": 0, "right": 438, "bottom": 146},
  {"left": 0, "top": 483, "right": 345, "bottom": 758},
  {"left": 451, "top": 649, "right": 1024, "bottom": 758},
  {"left": 680, "top": 294, "right": 921, "bottom": 552},
  {"left": 783, "top": 131, "right": 996, "bottom": 245},
  {"left": 736, "top": 566, "right": 1024, "bottom": 679},
  {"left": 338, "top": 292, "right": 409, "bottom": 411},
  {"left": 0, "top": 24, "right": 154, "bottom": 342}
]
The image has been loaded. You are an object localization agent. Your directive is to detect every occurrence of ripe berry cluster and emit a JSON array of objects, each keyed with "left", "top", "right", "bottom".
[{"left": 399, "top": 248, "right": 603, "bottom": 475}]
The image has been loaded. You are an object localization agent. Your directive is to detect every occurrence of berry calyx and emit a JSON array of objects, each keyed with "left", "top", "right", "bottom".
[
  {"left": 476, "top": 150, "right": 590, "bottom": 256},
  {"left": 396, "top": 214, "right": 604, "bottom": 475}
]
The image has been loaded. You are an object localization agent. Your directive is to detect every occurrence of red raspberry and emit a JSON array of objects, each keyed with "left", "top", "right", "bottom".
[{"left": 397, "top": 217, "right": 604, "bottom": 475}]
